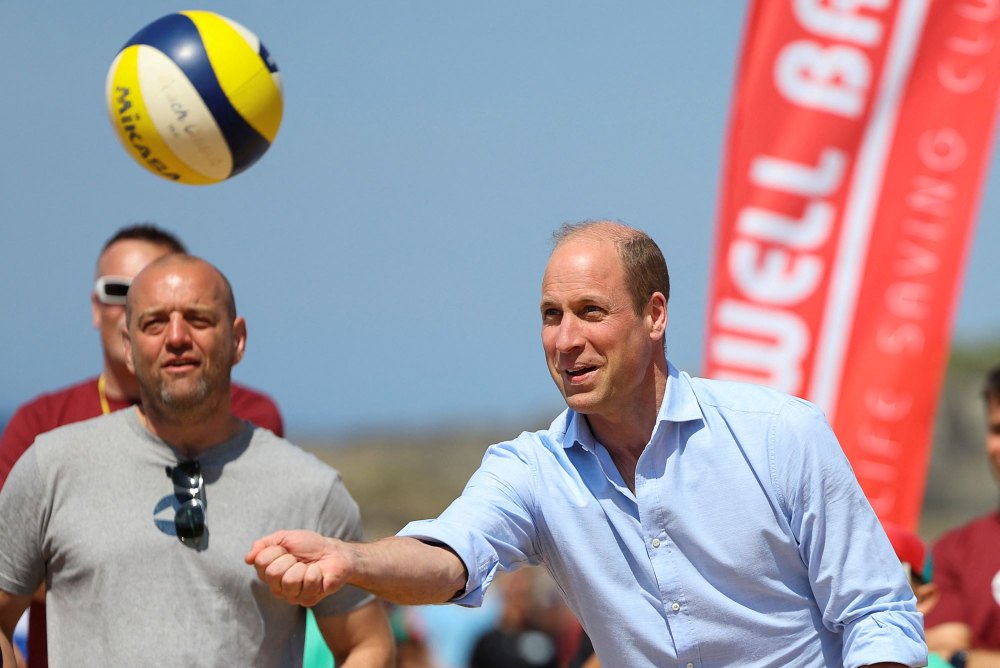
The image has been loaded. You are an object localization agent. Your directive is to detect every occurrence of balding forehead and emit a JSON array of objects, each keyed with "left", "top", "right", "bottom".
[{"left": 129, "top": 254, "right": 236, "bottom": 319}]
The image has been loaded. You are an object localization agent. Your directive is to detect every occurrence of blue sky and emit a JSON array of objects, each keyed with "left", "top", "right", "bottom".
[{"left": 2, "top": 3, "right": 998, "bottom": 436}]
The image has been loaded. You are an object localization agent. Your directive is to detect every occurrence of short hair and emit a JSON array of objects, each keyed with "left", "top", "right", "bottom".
[
  {"left": 553, "top": 220, "right": 670, "bottom": 315},
  {"left": 983, "top": 364, "right": 1000, "bottom": 405},
  {"left": 100, "top": 223, "right": 187, "bottom": 256}
]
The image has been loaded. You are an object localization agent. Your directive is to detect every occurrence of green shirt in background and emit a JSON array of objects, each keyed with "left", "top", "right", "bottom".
[{"left": 303, "top": 609, "right": 334, "bottom": 668}]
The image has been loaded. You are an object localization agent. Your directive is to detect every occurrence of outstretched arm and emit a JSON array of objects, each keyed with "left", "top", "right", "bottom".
[{"left": 245, "top": 530, "right": 468, "bottom": 607}]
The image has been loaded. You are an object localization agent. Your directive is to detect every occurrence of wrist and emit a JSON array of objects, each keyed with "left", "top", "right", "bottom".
[{"left": 342, "top": 539, "right": 370, "bottom": 587}]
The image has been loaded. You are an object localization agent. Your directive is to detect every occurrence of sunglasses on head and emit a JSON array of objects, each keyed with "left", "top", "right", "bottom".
[
  {"left": 94, "top": 275, "right": 132, "bottom": 306},
  {"left": 166, "top": 460, "right": 206, "bottom": 547}
]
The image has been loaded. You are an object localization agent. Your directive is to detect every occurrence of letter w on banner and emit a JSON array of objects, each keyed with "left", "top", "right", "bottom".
[{"left": 704, "top": 0, "right": 1000, "bottom": 529}]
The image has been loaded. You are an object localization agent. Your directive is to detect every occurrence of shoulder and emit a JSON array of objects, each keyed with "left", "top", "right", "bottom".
[
  {"left": 32, "top": 411, "right": 129, "bottom": 454},
  {"left": 230, "top": 383, "right": 284, "bottom": 436},
  {"left": 682, "top": 375, "right": 843, "bottom": 496},
  {"left": 1, "top": 382, "right": 104, "bottom": 486},
  {"left": 489, "top": 415, "right": 573, "bottom": 461},
  {"left": 685, "top": 374, "right": 829, "bottom": 436},
  {"left": 22, "top": 377, "right": 97, "bottom": 405},
  {"left": 230, "top": 382, "right": 278, "bottom": 406},
  {"left": 10, "top": 412, "right": 131, "bottom": 489},
  {"left": 471, "top": 417, "right": 577, "bottom": 496},
  {"left": 934, "top": 511, "right": 1000, "bottom": 549},
  {"left": 246, "top": 428, "right": 343, "bottom": 483},
  {"left": 246, "top": 430, "right": 366, "bottom": 537},
  {"left": 6, "top": 377, "right": 99, "bottom": 427},
  {"left": 687, "top": 374, "right": 813, "bottom": 416}
]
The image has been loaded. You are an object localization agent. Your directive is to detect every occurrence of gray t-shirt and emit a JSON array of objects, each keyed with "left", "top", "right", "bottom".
[{"left": 0, "top": 409, "right": 372, "bottom": 667}]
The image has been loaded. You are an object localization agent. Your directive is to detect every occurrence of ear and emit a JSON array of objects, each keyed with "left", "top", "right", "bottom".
[
  {"left": 231, "top": 316, "right": 247, "bottom": 367},
  {"left": 91, "top": 292, "right": 101, "bottom": 330},
  {"left": 645, "top": 292, "right": 668, "bottom": 342},
  {"left": 122, "top": 324, "right": 135, "bottom": 374}
]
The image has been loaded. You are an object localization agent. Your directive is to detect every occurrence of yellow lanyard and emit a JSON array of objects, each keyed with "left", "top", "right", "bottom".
[{"left": 97, "top": 374, "right": 112, "bottom": 415}]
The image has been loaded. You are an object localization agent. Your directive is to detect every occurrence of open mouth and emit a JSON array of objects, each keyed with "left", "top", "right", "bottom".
[{"left": 565, "top": 366, "right": 596, "bottom": 381}]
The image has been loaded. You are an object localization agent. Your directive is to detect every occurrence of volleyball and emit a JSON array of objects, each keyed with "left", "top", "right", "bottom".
[{"left": 106, "top": 11, "right": 283, "bottom": 185}]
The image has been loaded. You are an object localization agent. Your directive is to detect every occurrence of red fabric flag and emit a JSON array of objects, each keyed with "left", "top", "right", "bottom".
[{"left": 705, "top": 0, "right": 1000, "bottom": 528}]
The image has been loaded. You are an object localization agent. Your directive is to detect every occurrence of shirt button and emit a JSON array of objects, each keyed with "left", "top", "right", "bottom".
[
  {"left": 671, "top": 602, "right": 681, "bottom": 612},
  {"left": 651, "top": 538, "right": 661, "bottom": 548},
  {"left": 687, "top": 663, "right": 694, "bottom": 668}
]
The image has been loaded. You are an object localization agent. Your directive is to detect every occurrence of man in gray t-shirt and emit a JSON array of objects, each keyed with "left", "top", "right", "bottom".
[{"left": 0, "top": 255, "right": 394, "bottom": 667}]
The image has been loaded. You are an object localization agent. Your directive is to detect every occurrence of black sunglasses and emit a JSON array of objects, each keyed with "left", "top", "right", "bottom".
[{"left": 166, "top": 460, "right": 206, "bottom": 546}]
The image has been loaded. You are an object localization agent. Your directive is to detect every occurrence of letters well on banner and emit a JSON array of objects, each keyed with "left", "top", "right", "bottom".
[{"left": 704, "top": 0, "right": 1000, "bottom": 528}]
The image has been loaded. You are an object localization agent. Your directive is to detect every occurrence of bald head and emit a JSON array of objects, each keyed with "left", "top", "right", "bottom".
[
  {"left": 126, "top": 254, "right": 237, "bottom": 326},
  {"left": 551, "top": 220, "right": 670, "bottom": 315}
]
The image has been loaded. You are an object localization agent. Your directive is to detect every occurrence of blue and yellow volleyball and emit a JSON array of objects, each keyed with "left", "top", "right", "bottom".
[{"left": 106, "top": 11, "right": 283, "bottom": 185}]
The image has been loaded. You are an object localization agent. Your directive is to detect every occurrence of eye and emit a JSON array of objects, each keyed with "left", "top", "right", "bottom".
[
  {"left": 581, "top": 304, "right": 604, "bottom": 319},
  {"left": 141, "top": 318, "right": 166, "bottom": 334},
  {"left": 541, "top": 307, "right": 561, "bottom": 323},
  {"left": 186, "top": 310, "right": 217, "bottom": 328}
]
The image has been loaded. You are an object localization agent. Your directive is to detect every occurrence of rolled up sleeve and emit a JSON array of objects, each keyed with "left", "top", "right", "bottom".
[{"left": 397, "top": 439, "right": 540, "bottom": 607}]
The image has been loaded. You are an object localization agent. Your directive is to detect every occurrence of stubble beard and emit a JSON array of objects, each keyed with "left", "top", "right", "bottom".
[
  {"left": 139, "top": 364, "right": 227, "bottom": 424},
  {"left": 159, "top": 377, "right": 211, "bottom": 415}
]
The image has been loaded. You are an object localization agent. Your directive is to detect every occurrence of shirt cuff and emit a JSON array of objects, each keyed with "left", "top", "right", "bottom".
[
  {"left": 397, "top": 519, "right": 499, "bottom": 607},
  {"left": 842, "top": 610, "right": 928, "bottom": 668}
]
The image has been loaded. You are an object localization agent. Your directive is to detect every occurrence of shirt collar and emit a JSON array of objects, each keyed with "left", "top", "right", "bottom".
[{"left": 560, "top": 361, "right": 704, "bottom": 451}]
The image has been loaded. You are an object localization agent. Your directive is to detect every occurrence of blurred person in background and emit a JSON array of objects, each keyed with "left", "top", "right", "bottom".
[
  {"left": 0, "top": 224, "right": 283, "bottom": 668},
  {"left": 881, "top": 522, "right": 949, "bottom": 668},
  {"left": 469, "top": 568, "right": 573, "bottom": 668},
  {"left": 925, "top": 364, "right": 1000, "bottom": 667},
  {"left": 387, "top": 605, "right": 436, "bottom": 668}
]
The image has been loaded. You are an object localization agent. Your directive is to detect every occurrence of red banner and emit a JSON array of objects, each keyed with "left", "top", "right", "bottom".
[{"left": 704, "top": 0, "right": 1000, "bottom": 529}]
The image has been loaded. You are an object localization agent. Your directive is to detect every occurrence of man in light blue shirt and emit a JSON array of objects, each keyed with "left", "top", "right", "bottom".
[{"left": 248, "top": 221, "right": 927, "bottom": 667}]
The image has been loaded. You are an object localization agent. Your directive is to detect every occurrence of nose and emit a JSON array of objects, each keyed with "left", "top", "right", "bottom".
[
  {"left": 165, "top": 313, "right": 192, "bottom": 349},
  {"left": 554, "top": 314, "right": 584, "bottom": 353}
]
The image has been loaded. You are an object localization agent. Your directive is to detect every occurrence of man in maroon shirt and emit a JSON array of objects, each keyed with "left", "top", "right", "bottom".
[
  {"left": 925, "top": 364, "right": 1000, "bottom": 667},
  {"left": 0, "top": 224, "right": 283, "bottom": 668}
]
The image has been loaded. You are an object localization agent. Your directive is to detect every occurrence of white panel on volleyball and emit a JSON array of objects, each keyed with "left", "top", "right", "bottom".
[
  {"left": 137, "top": 45, "right": 233, "bottom": 180},
  {"left": 220, "top": 16, "right": 282, "bottom": 92},
  {"left": 220, "top": 15, "right": 260, "bottom": 52}
]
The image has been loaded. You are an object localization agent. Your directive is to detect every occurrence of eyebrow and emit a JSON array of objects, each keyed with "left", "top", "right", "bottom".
[
  {"left": 541, "top": 292, "right": 608, "bottom": 306},
  {"left": 137, "top": 304, "right": 217, "bottom": 320}
]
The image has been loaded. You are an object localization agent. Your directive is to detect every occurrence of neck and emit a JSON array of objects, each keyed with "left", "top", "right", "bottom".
[
  {"left": 586, "top": 361, "right": 668, "bottom": 492},
  {"left": 101, "top": 359, "right": 140, "bottom": 402},
  {"left": 587, "top": 414, "right": 649, "bottom": 495},
  {"left": 135, "top": 401, "right": 242, "bottom": 457}
]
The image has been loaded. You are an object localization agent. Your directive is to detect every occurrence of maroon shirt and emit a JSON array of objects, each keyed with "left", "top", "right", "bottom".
[
  {"left": 925, "top": 511, "right": 1000, "bottom": 649},
  {"left": 0, "top": 375, "right": 284, "bottom": 668}
]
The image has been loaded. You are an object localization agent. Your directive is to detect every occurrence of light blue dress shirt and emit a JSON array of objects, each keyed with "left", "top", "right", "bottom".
[{"left": 398, "top": 364, "right": 927, "bottom": 667}]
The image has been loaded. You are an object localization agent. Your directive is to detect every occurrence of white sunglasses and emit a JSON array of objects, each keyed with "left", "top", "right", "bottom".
[{"left": 94, "top": 275, "right": 132, "bottom": 306}]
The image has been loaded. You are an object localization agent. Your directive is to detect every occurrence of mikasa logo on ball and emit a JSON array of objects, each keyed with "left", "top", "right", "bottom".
[
  {"left": 109, "top": 86, "right": 183, "bottom": 181},
  {"left": 106, "top": 10, "right": 283, "bottom": 185}
]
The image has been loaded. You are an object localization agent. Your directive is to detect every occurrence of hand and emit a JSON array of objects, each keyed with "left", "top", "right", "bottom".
[{"left": 245, "top": 530, "right": 352, "bottom": 606}]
